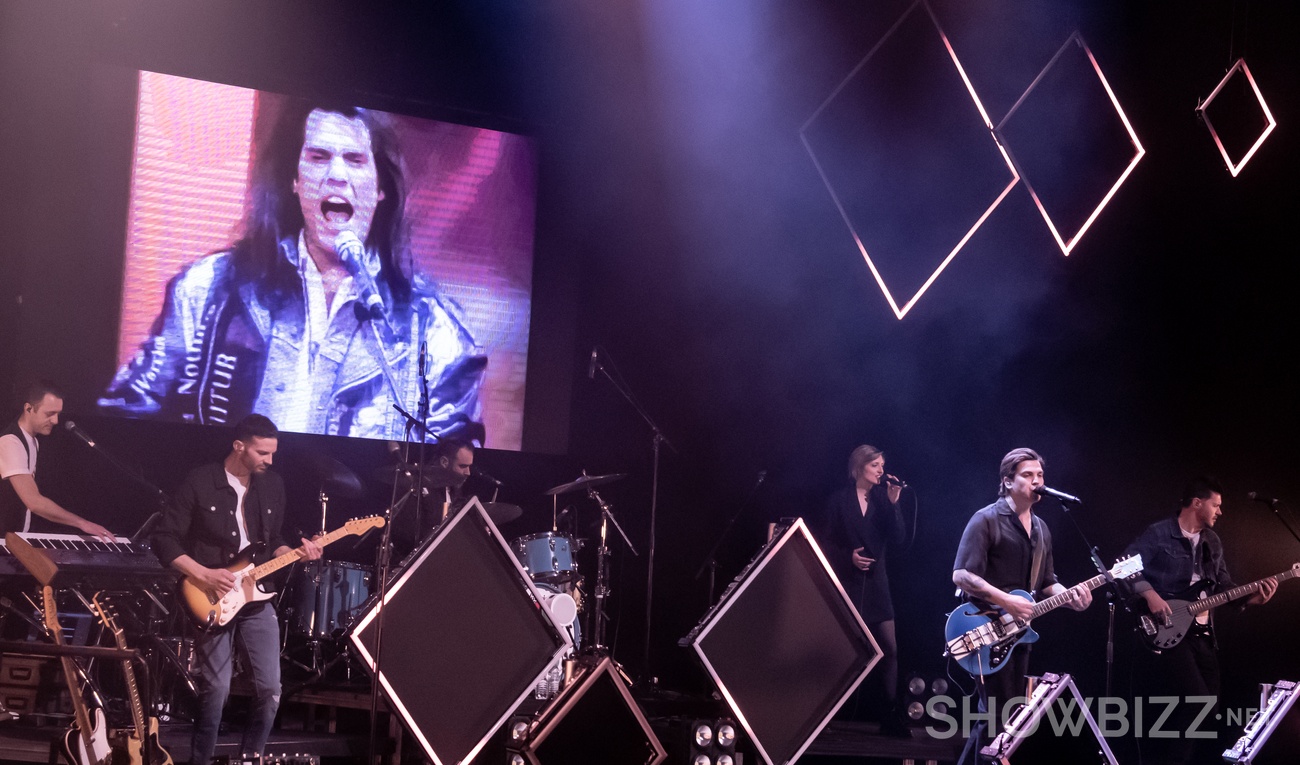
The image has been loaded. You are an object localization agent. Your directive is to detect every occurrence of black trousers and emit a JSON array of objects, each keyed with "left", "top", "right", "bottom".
[{"left": 1135, "top": 629, "right": 1222, "bottom": 765}]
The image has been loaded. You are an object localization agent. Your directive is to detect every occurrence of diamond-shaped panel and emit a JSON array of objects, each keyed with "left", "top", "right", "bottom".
[
  {"left": 1196, "top": 58, "right": 1277, "bottom": 177},
  {"left": 801, "top": 0, "right": 1019, "bottom": 320},
  {"left": 994, "top": 32, "right": 1145, "bottom": 256}
]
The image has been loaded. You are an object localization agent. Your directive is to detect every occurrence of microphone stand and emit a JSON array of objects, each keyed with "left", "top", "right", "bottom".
[
  {"left": 65, "top": 426, "right": 172, "bottom": 540},
  {"left": 366, "top": 351, "right": 433, "bottom": 765},
  {"left": 694, "top": 472, "right": 766, "bottom": 607},
  {"left": 1262, "top": 499, "right": 1300, "bottom": 549},
  {"left": 1049, "top": 495, "right": 1127, "bottom": 699},
  {"left": 589, "top": 348, "right": 674, "bottom": 681},
  {"left": 585, "top": 486, "right": 638, "bottom": 654}
]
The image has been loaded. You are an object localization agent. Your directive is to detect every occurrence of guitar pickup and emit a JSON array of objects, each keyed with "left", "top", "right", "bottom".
[{"left": 1139, "top": 615, "right": 1156, "bottom": 636}]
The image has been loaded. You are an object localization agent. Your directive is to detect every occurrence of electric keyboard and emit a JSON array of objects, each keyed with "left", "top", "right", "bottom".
[{"left": 0, "top": 532, "right": 172, "bottom": 587}]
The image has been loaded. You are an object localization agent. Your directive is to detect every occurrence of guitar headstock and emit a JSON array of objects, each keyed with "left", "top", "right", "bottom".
[
  {"left": 1109, "top": 554, "right": 1144, "bottom": 581},
  {"left": 90, "top": 592, "right": 124, "bottom": 639},
  {"left": 343, "top": 515, "right": 386, "bottom": 536}
]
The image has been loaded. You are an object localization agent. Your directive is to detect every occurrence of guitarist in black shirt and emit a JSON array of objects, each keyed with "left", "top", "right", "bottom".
[{"left": 1123, "top": 477, "right": 1276, "bottom": 765}]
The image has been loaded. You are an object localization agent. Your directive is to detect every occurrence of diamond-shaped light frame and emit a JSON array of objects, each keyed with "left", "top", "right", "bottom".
[
  {"left": 995, "top": 31, "right": 1145, "bottom": 257},
  {"left": 800, "top": 0, "right": 1020, "bottom": 320},
  {"left": 1196, "top": 58, "right": 1277, "bottom": 177}
]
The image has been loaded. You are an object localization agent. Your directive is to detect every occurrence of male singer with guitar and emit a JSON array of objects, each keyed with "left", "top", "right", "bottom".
[
  {"left": 152, "top": 414, "right": 322, "bottom": 764},
  {"left": 1123, "top": 477, "right": 1276, "bottom": 765},
  {"left": 951, "top": 448, "right": 1091, "bottom": 759}
]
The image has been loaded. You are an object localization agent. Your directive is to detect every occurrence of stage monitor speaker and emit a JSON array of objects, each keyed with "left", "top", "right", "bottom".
[
  {"left": 680, "top": 518, "right": 880, "bottom": 765},
  {"left": 512, "top": 656, "right": 667, "bottom": 765},
  {"left": 979, "top": 672, "right": 1119, "bottom": 765},
  {"left": 351, "top": 497, "right": 572, "bottom": 765}
]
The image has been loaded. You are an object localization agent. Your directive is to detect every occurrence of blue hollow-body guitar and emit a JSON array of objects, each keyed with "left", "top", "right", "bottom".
[{"left": 944, "top": 555, "right": 1144, "bottom": 676}]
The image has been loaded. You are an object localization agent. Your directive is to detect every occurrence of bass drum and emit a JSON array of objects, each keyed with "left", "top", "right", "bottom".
[
  {"left": 534, "top": 583, "right": 580, "bottom": 650},
  {"left": 285, "top": 560, "right": 373, "bottom": 639}
]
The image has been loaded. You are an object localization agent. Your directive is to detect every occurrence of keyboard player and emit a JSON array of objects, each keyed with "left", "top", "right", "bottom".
[{"left": 1, "top": 380, "right": 114, "bottom": 540}]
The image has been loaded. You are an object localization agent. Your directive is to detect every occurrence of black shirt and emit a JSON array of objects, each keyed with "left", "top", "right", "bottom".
[
  {"left": 953, "top": 497, "right": 1058, "bottom": 605},
  {"left": 152, "top": 462, "right": 288, "bottom": 570}
]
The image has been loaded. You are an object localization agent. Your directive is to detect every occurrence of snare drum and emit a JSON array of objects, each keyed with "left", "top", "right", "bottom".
[
  {"left": 511, "top": 532, "right": 577, "bottom": 583},
  {"left": 286, "top": 560, "right": 373, "bottom": 639}
]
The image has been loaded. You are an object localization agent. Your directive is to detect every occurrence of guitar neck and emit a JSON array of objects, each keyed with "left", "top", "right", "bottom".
[
  {"left": 1186, "top": 566, "right": 1300, "bottom": 616},
  {"left": 43, "top": 587, "right": 97, "bottom": 755},
  {"left": 248, "top": 526, "right": 348, "bottom": 582},
  {"left": 1029, "top": 572, "right": 1108, "bottom": 619}
]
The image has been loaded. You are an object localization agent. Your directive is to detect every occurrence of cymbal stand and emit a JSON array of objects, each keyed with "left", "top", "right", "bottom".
[{"left": 585, "top": 487, "right": 638, "bottom": 653}]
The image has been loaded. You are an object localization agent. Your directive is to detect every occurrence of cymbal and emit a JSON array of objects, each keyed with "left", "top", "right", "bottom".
[
  {"left": 544, "top": 472, "right": 627, "bottom": 496},
  {"left": 371, "top": 463, "right": 468, "bottom": 490},
  {"left": 482, "top": 502, "right": 523, "bottom": 526},
  {"left": 308, "top": 454, "right": 364, "bottom": 498}
]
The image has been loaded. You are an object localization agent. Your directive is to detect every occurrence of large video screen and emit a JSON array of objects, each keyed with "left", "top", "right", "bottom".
[{"left": 98, "top": 72, "right": 537, "bottom": 449}]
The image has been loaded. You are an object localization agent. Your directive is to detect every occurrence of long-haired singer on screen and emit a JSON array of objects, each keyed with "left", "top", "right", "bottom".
[{"left": 99, "top": 101, "right": 486, "bottom": 443}]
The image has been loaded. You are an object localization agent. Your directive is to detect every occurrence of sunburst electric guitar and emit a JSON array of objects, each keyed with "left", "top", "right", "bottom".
[
  {"left": 179, "top": 516, "right": 384, "bottom": 628},
  {"left": 944, "top": 555, "right": 1144, "bottom": 676}
]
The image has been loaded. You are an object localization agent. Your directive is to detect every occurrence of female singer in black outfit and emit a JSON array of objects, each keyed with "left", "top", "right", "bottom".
[{"left": 821, "top": 444, "right": 907, "bottom": 733}]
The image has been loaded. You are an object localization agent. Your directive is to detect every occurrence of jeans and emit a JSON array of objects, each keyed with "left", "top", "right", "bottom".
[{"left": 191, "top": 601, "right": 282, "bottom": 764}]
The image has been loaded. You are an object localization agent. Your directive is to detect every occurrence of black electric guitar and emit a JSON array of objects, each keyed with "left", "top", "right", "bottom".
[
  {"left": 4, "top": 533, "right": 115, "bottom": 765},
  {"left": 1137, "top": 562, "right": 1300, "bottom": 651},
  {"left": 91, "top": 594, "right": 173, "bottom": 765}
]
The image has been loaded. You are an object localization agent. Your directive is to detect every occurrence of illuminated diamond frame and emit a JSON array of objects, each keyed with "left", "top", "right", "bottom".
[
  {"left": 1196, "top": 58, "right": 1277, "bottom": 178},
  {"left": 800, "top": 0, "right": 1020, "bottom": 320},
  {"left": 994, "top": 31, "right": 1145, "bottom": 257}
]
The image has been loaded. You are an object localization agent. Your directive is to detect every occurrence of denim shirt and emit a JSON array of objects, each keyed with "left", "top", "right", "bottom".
[
  {"left": 1123, "top": 516, "right": 1234, "bottom": 599},
  {"left": 99, "top": 239, "right": 487, "bottom": 442}
]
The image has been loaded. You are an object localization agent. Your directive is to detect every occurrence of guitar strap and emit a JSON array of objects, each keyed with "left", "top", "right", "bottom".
[{"left": 1028, "top": 514, "right": 1046, "bottom": 596}]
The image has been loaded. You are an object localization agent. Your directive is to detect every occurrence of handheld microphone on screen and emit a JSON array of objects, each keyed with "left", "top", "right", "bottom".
[
  {"left": 335, "top": 231, "right": 387, "bottom": 322},
  {"left": 64, "top": 421, "right": 97, "bottom": 449},
  {"left": 588, "top": 347, "right": 599, "bottom": 380},
  {"left": 884, "top": 475, "right": 908, "bottom": 489},
  {"left": 1034, "top": 485, "right": 1083, "bottom": 505}
]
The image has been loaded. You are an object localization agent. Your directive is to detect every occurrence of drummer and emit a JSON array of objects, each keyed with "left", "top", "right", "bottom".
[{"left": 391, "top": 438, "right": 475, "bottom": 556}]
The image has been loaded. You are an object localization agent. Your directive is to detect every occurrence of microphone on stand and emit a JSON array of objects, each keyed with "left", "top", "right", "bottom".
[
  {"left": 64, "top": 421, "right": 97, "bottom": 448},
  {"left": 1248, "top": 491, "right": 1281, "bottom": 508},
  {"left": 476, "top": 471, "right": 503, "bottom": 486},
  {"left": 1034, "top": 485, "right": 1083, "bottom": 505}
]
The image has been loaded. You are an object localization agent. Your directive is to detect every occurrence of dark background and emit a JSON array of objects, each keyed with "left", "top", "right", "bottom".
[{"left": 3, "top": 0, "right": 1298, "bottom": 755}]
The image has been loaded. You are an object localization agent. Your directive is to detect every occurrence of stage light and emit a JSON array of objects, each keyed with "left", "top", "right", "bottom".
[
  {"left": 716, "top": 723, "right": 735, "bottom": 748},
  {"left": 995, "top": 31, "right": 1145, "bottom": 257},
  {"left": 800, "top": 0, "right": 1020, "bottom": 320},
  {"left": 693, "top": 724, "right": 713, "bottom": 748},
  {"left": 930, "top": 678, "right": 948, "bottom": 695},
  {"left": 907, "top": 675, "right": 927, "bottom": 696},
  {"left": 716, "top": 756, "right": 733, "bottom": 765},
  {"left": 906, "top": 701, "right": 926, "bottom": 721},
  {"left": 692, "top": 757, "right": 710, "bottom": 765},
  {"left": 509, "top": 755, "right": 525, "bottom": 765},
  {"left": 510, "top": 720, "right": 530, "bottom": 743},
  {"left": 1196, "top": 58, "right": 1277, "bottom": 178},
  {"left": 682, "top": 519, "right": 880, "bottom": 764}
]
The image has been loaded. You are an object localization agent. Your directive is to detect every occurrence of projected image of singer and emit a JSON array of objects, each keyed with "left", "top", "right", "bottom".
[{"left": 98, "top": 102, "right": 487, "bottom": 442}]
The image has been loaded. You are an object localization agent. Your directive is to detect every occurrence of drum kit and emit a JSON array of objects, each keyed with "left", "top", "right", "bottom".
[{"left": 280, "top": 451, "right": 631, "bottom": 694}]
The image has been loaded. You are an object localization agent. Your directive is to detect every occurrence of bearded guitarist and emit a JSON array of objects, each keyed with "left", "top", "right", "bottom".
[
  {"left": 152, "top": 415, "right": 322, "bottom": 765},
  {"left": 1123, "top": 477, "right": 1277, "bottom": 765}
]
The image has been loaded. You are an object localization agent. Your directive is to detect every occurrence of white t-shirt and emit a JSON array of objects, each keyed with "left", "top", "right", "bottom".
[
  {"left": 225, "top": 470, "right": 253, "bottom": 552},
  {"left": 0, "top": 426, "right": 38, "bottom": 532}
]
